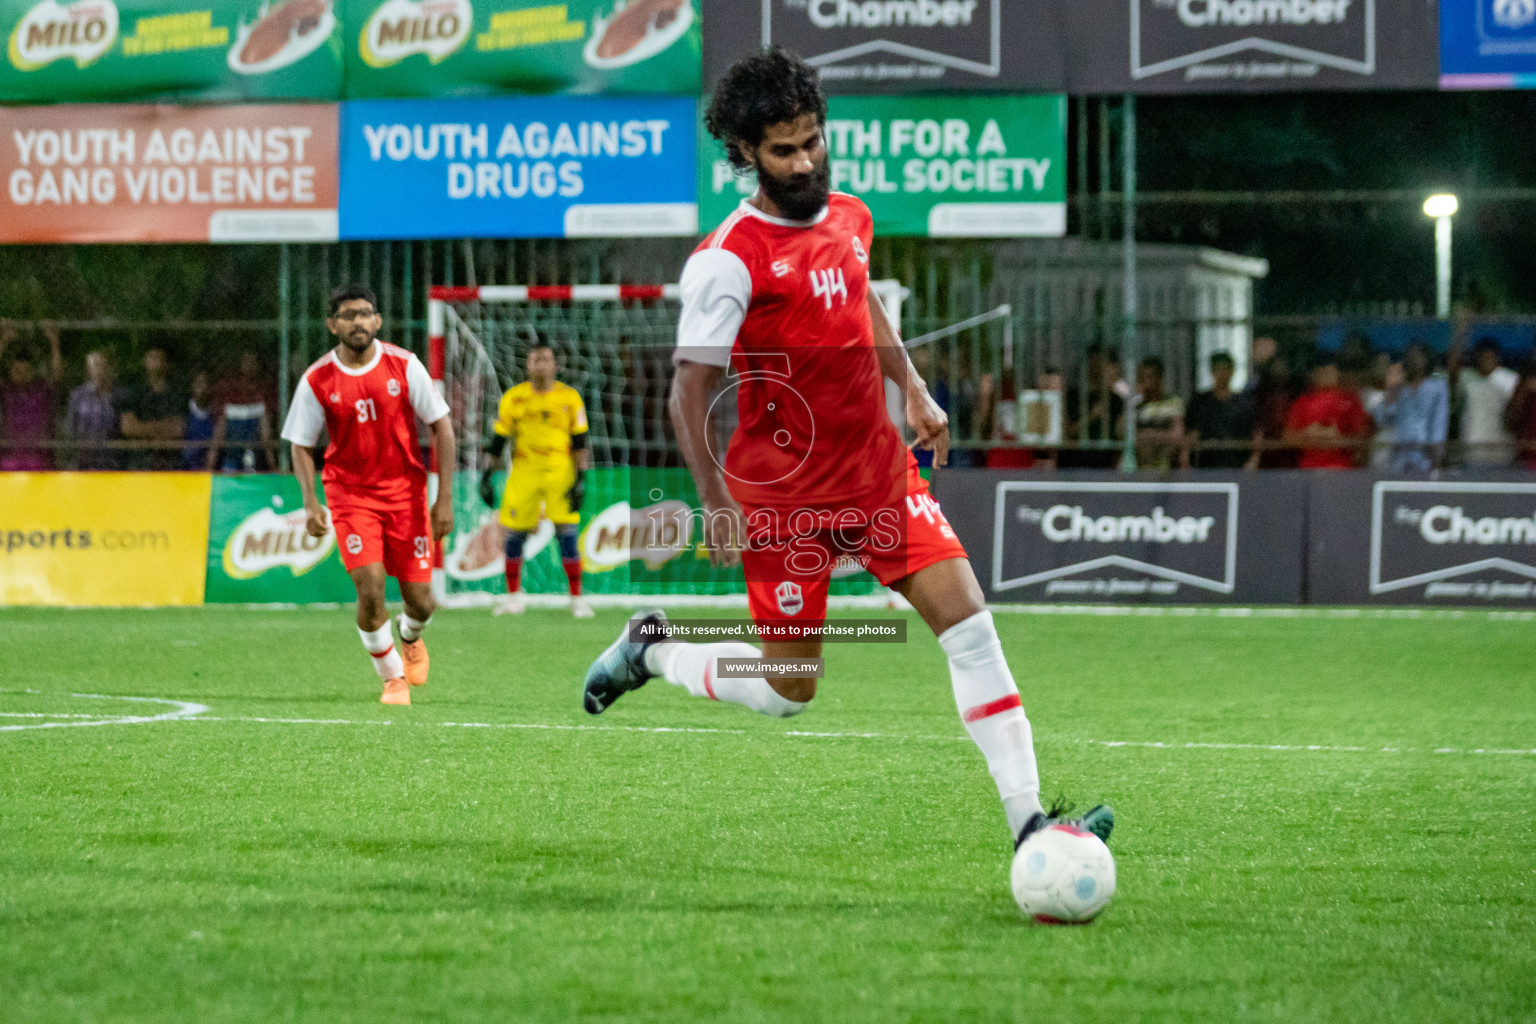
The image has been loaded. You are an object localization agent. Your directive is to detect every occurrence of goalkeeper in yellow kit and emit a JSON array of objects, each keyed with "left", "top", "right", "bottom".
[{"left": 479, "top": 345, "right": 593, "bottom": 618}]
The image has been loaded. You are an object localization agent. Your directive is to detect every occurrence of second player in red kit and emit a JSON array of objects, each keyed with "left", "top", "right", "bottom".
[{"left": 283, "top": 283, "right": 456, "bottom": 706}]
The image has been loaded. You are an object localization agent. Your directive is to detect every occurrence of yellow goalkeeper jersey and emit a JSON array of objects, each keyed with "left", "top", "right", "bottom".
[{"left": 494, "top": 381, "right": 588, "bottom": 462}]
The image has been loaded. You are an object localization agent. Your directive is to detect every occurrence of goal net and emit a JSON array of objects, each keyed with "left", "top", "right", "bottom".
[{"left": 428, "top": 282, "right": 906, "bottom": 608}]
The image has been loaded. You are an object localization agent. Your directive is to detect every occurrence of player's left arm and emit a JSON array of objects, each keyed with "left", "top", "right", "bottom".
[
  {"left": 868, "top": 288, "right": 949, "bottom": 467},
  {"left": 565, "top": 390, "right": 591, "bottom": 510},
  {"left": 406, "top": 355, "right": 456, "bottom": 540}
]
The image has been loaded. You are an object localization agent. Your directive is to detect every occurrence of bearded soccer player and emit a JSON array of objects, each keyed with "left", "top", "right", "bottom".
[
  {"left": 479, "top": 345, "right": 593, "bottom": 619},
  {"left": 581, "top": 49, "right": 1112, "bottom": 854},
  {"left": 283, "top": 284, "right": 455, "bottom": 706}
]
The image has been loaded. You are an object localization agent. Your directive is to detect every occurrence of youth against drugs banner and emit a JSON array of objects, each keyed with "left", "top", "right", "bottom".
[
  {"left": 342, "top": 0, "right": 701, "bottom": 97},
  {"left": 0, "top": 0, "right": 342, "bottom": 103},
  {"left": 699, "top": 92, "right": 1065, "bottom": 237},
  {"left": 0, "top": 102, "right": 338, "bottom": 242}
]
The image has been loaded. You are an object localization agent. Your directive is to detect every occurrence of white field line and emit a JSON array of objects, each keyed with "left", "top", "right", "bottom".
[{"left": 0, "top": 690, "right": 209, "bottom": 733}]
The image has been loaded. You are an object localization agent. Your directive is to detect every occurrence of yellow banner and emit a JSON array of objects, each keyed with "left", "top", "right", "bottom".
[{"left": 0, "top": 472, "right": 211, "bottom": 606}]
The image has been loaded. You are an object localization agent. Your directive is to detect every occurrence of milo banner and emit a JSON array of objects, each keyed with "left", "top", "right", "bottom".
[
  {"left": 935, "top": 470, "right": 1306, "bottom": 604},
  {"left": 700, "top": 92, "right": 1065, "bottom": 238},
  {"left": 703, "top": 0, "right": 1065, "bottom": 93},
  {"left": 0, "top": 0, "right": 342, "bottom": 103},
  {"left": 442, "top": 467, "right": 882, "bottom": 598},
  {"left": 204, "top": 474, "right": 358, "bottom": 603},
  {"left": 342, "top": 0, "right": 700, "bottom": 97},
  {"left": 1440, "top": 0, "right": 1536, "bottom": 88},
  {"left": 1064, "top": 0, "right": 1440, "bottom": 93},
  {"left": 0, "top": 102, "right": 339, "bottom": 243}
]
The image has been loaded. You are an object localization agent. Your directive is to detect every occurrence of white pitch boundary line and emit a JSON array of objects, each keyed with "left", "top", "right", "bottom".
[{"left": 0, "top": 690, "right": 210, "bottom": 733}]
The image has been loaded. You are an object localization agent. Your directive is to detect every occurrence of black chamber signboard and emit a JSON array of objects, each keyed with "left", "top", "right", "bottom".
[
  {"left": 1309, "top": 476, "right": 1536, "bottom": 606},
  {"left": 702, "top": 0, "right": 1065, "bottom": 93},
  {"left": 1064, "top": 0, "right": 1440, "bottom": 93},
  {"left": 936, "top": 471, "right": 1305, "bottom": 604}
]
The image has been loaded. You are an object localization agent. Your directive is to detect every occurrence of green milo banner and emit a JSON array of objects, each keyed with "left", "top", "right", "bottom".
[
  {"left": 204, "top": 474, "right": 359, "bottom": 604},
  {"left": 1, "top": 0, "right": 342, "bottom": 103},
  {"left": 700, "top": 93, "right": 1067, "bottom": 238},
  {"left": 342, "top": 0, "right": 700, "bottom": 97},
  {"left": 442, "top": 467, "right": 882, "bottom": 599}
]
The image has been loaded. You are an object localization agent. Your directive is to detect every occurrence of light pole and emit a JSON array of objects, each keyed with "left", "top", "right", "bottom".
[{"left": 1423, "top": 193, "right": 1458, "bottom": 319}]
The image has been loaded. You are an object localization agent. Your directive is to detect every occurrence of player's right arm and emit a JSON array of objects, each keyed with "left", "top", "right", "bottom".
[
  {"left": 280, "top": 375, "right": 328, "bottom": 538},
  {"left": 670, "top": 247, "right": 751, "bottom": 567},
  {"left": 479, "top": 387, "right": 518, "bottom": 508}
]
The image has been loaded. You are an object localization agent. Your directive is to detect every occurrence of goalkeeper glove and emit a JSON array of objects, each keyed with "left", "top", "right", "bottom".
[
  {"left": 566, "top": 469, "right": 586, "bottom": 514},
  {"left": 478, "top": 469, "right": 499, "bottom": 509}
]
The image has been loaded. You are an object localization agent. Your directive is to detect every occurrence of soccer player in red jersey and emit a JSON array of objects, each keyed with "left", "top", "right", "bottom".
[
  {"left": 583, "top": 50, "right": 1112, "bottom": 853},
  {"left": 282, "top": 284, "right": 456, "bottom": 706}
]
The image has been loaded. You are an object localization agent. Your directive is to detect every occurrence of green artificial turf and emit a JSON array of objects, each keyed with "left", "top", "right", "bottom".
[{"left": 1, "top": 606, "right": 1533, "bottom": 1023}]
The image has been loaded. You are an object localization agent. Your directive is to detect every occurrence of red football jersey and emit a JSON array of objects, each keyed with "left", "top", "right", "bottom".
[
  {"left": 675, "top": 193, "right": 909, "bottom": 511},
  {"left": 1284, "top": 386, "right": 1371, "bottom": 469},
  {"left": 281, "top": 342, "right": 450, "bottom": 505}
]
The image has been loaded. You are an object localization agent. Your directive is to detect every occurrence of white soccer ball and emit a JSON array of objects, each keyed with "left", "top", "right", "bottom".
[{"left": 1010, "top": 823, "right": 1117, "bottom": 924}]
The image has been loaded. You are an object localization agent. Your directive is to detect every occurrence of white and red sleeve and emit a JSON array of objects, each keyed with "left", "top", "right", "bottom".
[
  {"left": 405, "top": 354, "right": 450, "bottom": 424},
  {"left": 674, "top": 247, "right": 751, "bottom": 368},
  {"left": 281, "top": 375, "right": 326, "bottom": 447}
]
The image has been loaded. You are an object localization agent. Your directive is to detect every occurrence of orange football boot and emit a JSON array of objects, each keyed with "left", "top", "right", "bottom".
[
  {"left": 401, "top": 637, "right": 429, "bottom": 687},
  {"left": 380, "top": 676, "right": 411, "bottom": 705}
]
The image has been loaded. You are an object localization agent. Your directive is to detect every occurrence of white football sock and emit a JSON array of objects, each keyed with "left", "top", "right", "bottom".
[
  {"left": 644, "top": 641, "right": 808, "bottom": 718},
  {"left": 359, "top": 624, "right": 404, "bottom": 681},
  {"left": 398, "top": 612, "right": 430, "bottom": 643},
  {"left": 939, "top": 610, "right": 1043, "bottom": 836}
]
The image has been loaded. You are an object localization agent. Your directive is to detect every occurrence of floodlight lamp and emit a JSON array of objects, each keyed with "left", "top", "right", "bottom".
[{"left": 1423, "top": 194, "right": 1459, "bottom": 218}]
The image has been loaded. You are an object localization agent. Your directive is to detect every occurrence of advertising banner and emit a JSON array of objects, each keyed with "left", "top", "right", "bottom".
[
  {"left": 339, "top": 95, "right": 695, "bottom": 238},
  {"left": 0, "top": 102, "right": 339, "bottom": 243},
  {"left": 1308, "top": 475, "right": 1536, "bottom": 606},
  {"left": 935, "top": 470, "right": 1305, "bottom": 604},
  {"left": 1440, "top": 0, "right": 1536, "bottom": 88},
  {"left": 342, "top": 0, "right": 700, "bottom": 97},
  {"left": 699, "top": 93, "right": 1065, "bottom": 238},
  {"left": 204, "top": 474, "right": 358, "bottom": 603},
  {"left": 1064, "top": 0, "right": 1440, "bottom": 94},
  {"left": 0, "top": 0, "right": 342, "bottom": 103},
  {"left": 702, "top": 0, "right": 1065, "bottom": 93},
  {"left": 0, "top": 471, "right": 210, "bottom": 606}
]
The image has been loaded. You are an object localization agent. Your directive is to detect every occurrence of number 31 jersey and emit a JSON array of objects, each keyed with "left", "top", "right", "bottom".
[{"left": 281, "top": 342, "right": 450, "bottom": 506}]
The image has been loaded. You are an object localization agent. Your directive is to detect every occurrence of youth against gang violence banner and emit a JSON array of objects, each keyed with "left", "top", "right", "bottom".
[
  {"left": 341, "top": 0, "right": 700, "bottom": 97},
  {"left": 0, "top": 102, "right": 339, "bottom": 242},
  {"left": 1440, "top": 0, "right": 1536, "bottom": 88},
  {"left": 339, "top": 94, "right": 695, "bottom": 238},
  {"left": 0, "top": 0, "right": 342, "bottom": 103},
  {"left": 1064, "top": 0, "right": 1440, "bottom": 94},
  {"left": 702, "top": 0, "right": 1065, "bottom": 93},
  {"left": 699, "top": 93, "right": 1065, "bottom": 237}
]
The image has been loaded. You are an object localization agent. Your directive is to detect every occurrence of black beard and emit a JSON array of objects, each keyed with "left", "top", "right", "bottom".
[{"left": 758, "top": 158, "right": 830, "bottom": 222}]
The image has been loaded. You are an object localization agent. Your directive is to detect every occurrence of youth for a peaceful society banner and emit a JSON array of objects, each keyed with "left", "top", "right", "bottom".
[
  {"left": 1440, "top": 0, "right": 1536, "bottom": 88},
  {"left": 342, "top": 0, "right": 700, "bottom": 97},
  {"left": 700, "top": 93, "right": 1064, "bottom": 238},
  {"left": 0, "top": 102, "right": 339, "bottom": 243},
  {"left": 339, "top": 94, "right": 696, "bottom": 238},
  {"left": 0, "top": 0, "right": 342, "bottom": 103}
]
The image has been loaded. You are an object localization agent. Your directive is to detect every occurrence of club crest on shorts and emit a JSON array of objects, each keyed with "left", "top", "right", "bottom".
[
  {"left": 775, "top": 581, "right": 804, "bottom": 616},
  {"left": 346, "top": 534, "right": 363, "bottom": 554},
  {"left": 386, "top": 378, "right": 401, "bottom": 397},
  {"left": 851, "top": 236, "right": 868, "bottom": 264}
]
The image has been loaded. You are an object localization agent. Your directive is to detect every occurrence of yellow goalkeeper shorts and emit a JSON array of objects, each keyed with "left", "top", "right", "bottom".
[{"left": 500, "top": 456, "right": 579, "bottom": 532}]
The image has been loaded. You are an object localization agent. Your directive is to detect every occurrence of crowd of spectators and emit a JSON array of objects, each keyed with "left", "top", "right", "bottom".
[
  {"left": 0, "top": 323, "right": 277, "bottom": 472},
  {"left": 939, "top": 329, "right": 1536, "bottom": 473}
]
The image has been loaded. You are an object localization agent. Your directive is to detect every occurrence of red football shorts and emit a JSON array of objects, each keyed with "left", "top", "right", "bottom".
[
  {"left": 740, "top": 461, "right": 967, "bottom": 630},
  {"left": 329, "top": 494, "right": 433, "bottom": 583}
]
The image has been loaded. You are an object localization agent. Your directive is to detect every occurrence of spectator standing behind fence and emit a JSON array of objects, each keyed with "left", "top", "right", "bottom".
[
  {"left": 120, "top": 348, "right": 186, "bottom": 471},
  {"left": 1371, "top": 342, "right": 1448, "bottom": 474},
  {"left": 1133, "top": 357, "right": 1185, "bottom": 470},
  {"left": 65, "top": 350, "right": 123, "bottom": 470},
  {"left": 1505, "top": 358, "right": 1536, "bottom": 471},
  {"left": 1453, "top": 338, "right": 1518, "bottom": 467},
  {"left": 0, "top": 322, "right": 62, "bottom": 471},
  {"left": 1060, "top": 345, "right": 1124, "bottom": 469},
  {"left": 1185, "top": 352, "right": 1258, "bottom": 470},
  {"left": 1284, "top": 358, "right": 1371, "bottom": 469},
  {"left": 1253, "top": 352, "right": 1297, "bottom": 468},
  {"left": 183, "top": 370, "right": 215, "bottom": 470},
  {"left": 207, "top": 350, "right": 277, "bottom": 472}
]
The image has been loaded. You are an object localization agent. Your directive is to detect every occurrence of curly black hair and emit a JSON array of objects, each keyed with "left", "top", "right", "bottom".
[
  {"left": 705, "top": 47, "right": 826, "bottom": 172},
  {"left": 329, "top": 282, "right": 377, "bottom": 317}
]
